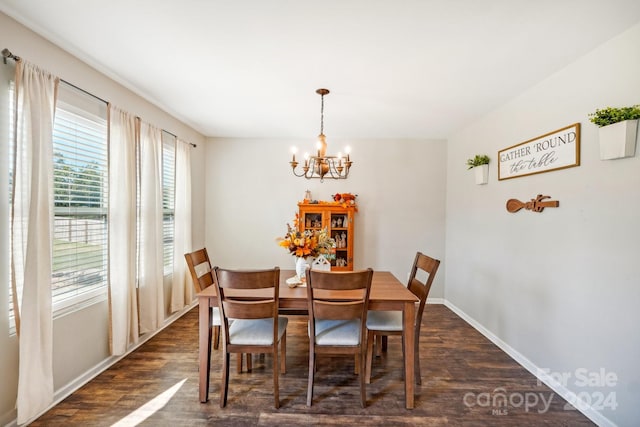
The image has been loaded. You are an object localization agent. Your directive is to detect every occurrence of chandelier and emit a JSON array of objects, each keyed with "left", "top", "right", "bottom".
[{"left": 290, "top": 88, "right": 352, "bottom": 181}]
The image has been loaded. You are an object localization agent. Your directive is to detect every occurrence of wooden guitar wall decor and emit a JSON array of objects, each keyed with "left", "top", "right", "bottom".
[{"left": 506, "top": 194, "right": 559, "bottom": 213}]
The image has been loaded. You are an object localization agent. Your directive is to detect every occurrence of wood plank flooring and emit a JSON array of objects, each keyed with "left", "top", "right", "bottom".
[{"left": 31, "top": 305, "right": 595, "bottom": 426}]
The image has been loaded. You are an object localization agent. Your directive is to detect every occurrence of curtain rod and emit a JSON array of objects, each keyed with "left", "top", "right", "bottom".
[
  {"left": 2, "top": 47, "right": 197, "bottom": 148},
  {"left": 162, "top": 129, "right": 197, "bottom": 148},
  {"left": 2, "top": 48, "right": 20, "bottom": 63}
]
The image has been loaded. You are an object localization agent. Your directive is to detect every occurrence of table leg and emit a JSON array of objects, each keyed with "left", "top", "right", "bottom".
[
  {"left": 403, "top": 301, "right": 415, "bottom": 409},
  {"left": 199, "top": 298, "right": 212, "bottom": 403}
]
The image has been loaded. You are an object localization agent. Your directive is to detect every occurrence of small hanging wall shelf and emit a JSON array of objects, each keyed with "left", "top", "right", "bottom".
[{"left": 506, "top": 195, "right": 559, "bottom": 213}]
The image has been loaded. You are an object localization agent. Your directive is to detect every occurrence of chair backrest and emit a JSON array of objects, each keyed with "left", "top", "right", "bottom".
[
  {"left": 306, "top": 269, "right": 373, "bottom": 339},
  {"left": 407, "top": 252, "right": 440, "bottom": 330},
  {"left": 212, "top": 267, "right": 281, "bottom": 337},
  {"left": 184, "top": 248, "right": 214, "bottom": 293}
]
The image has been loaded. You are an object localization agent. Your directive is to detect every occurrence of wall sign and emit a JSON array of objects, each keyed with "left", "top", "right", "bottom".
[{"left": 498, "top": 123, "right": 580, "bottom": 180}]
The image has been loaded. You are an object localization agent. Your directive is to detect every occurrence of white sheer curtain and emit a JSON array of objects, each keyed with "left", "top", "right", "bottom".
[
  {"left": 138, "top": 121, "right": 164, "bottom": 333},
  {"left": 10, "top": 61, "right": 58, "bottom": 425},
  {"left": 108, "top": 105, "right": 139, "bottom": 356},
  {"left": 171, "top": 139, "right": 193, "bottom": 312}
]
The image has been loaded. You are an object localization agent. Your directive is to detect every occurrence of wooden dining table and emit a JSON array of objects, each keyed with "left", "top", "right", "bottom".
[{"left": 197, "top": 269, "right": 419, "bottom": 409}]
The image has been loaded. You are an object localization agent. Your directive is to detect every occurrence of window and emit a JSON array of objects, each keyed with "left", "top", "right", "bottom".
[
  {"left": 51, "top": 83, "right": 108, "bottom": 312},
  {"left": 6, "top": 81, "right": 108, "bottom": 325},
  {"left": 5, "top": 75, "right": 181, "bottom": 329},
  {"left": 162, "top": 131, "right": 176, "bottom": 276}
]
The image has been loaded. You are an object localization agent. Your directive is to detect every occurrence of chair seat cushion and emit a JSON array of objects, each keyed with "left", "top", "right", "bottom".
[
  {"left": 366, "top": 310, "right": 403, "bottom": 331},
  {"left": 228, "top": 317, "right": 288, "bottom": 345},
  {"left": 210, "top": 307, "right": 222, "bottom": 326},
  {"left": 313, "top": 319, "right": 360, "bottom": 346}
]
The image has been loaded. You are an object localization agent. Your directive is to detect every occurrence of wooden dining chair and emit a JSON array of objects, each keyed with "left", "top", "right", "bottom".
[
  {"left": 185, "top": 248, "right": 252, "bottom": 373},
  {"left": 364, "top": 251, "right": 440, "bottom": 385},
  {"left": 184, "top": 248, "right": 221, "bottom": 349},
  {"left": 306, "top": 268, "right": 373, "bottom": 407},
  {"left": 212, "top": 266, "right": 288, "bottom": 408}
]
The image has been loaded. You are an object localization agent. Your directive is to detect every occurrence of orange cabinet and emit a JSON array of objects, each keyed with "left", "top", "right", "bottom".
[{"left": 298, "top": 202, "right": 357, "bottom": 271}]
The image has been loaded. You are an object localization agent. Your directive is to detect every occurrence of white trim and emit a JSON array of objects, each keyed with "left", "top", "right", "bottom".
[
  {"left": 9, "top": 300, "right": 198, "bottom": 427},
  {"left": 53, "top": 287, "right": 108, "bottom": 319},
  {"left": 443, "top": 299, "right": 615, "bottom": 427}
]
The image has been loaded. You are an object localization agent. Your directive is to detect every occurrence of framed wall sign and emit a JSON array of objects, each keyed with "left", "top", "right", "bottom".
[{"left": 498, "top": 123, "right": 580, "bottom": 180}]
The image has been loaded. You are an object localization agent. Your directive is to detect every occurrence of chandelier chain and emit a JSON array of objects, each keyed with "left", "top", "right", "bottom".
[{"left": 320, "top": 92, "right": 324, "bottom": 135}]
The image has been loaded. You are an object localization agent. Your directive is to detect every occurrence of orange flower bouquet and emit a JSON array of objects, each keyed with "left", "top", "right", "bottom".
[{"left": 277, "top": 214, "right": 335, "bottom": 259}]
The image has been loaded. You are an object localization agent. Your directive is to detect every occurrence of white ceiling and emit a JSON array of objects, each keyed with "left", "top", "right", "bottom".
[{"left": 2, "top": 0, "right": 640, "bottom": 139}]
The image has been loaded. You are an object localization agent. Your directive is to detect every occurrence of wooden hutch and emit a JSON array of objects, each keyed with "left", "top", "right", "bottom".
[{"left": 298, "top": 202, "right": 357, "bottom": 271}]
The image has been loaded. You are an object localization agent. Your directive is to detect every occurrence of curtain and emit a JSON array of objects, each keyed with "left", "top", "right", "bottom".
[
  {"left": 170, "top": 139, "right": 193, "bottom": 312},
  {"left": 10, "top": 61, "right": 58, "bottom": 425},
  {"left": 107, "top": 105, "right": 139, "bottom": 356},
  {"left": 138, "top": 121, "right": 164, "bottom": 334}
]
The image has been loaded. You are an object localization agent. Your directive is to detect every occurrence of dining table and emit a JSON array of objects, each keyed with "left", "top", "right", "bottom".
[{"left": 197, "top": 269, "right": 419, "bottom": 409}]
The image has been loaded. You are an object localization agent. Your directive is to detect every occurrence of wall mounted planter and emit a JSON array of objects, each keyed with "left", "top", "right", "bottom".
[
  {"left": 598, "top": 119, "right": 638, "bottom": 160},
  {"left": 474, "top": 164, "right": 489, "bottom": 185}
]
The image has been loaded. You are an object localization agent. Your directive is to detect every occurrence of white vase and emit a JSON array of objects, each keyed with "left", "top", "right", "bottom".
[
  {"left": 598, "top": 119, "right": 638, "bottom": 160},
  {"left": 474, "top": 164, "right": 489, "bottom": 185},
  {"left": 295, "top": 257, "right": 309, "bottom": 279}
]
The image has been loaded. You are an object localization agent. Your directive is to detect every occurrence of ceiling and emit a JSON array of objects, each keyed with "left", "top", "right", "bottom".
[{"left": 2, "top": 0, "right": 640, "bottom": 139}]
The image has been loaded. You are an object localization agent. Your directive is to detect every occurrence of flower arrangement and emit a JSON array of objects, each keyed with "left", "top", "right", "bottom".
[{"left": 278, "top": 214, "right": 336, "bottom": 258}]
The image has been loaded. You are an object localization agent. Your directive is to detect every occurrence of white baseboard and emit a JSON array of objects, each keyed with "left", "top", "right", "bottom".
[
  {"left": 9, "top": 301, "right": 198, "bottom": 427},
  {"left": 443, "top": 299, "right": 615, "bottom": 427}
]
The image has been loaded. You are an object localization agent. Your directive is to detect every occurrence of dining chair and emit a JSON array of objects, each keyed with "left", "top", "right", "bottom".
[
  {"left": 306, "top": 268, "right": 373, "bottom": 407},
  {"left": 184, "top": 248, "right": 221, "bottom": 349},
  {"left": 364, "top": 251, "right": 440, "bottom": 385},
  {"left": 185, "top": 249, "right": 251, "bottom": 372},
  {"left": 212, "top": 266, "right": 288, "bottom": 408}
]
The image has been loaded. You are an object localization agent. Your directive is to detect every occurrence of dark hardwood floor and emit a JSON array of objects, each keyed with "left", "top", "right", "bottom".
[{"left": 31, "top": 305, "right": 595, "bottom": 426}]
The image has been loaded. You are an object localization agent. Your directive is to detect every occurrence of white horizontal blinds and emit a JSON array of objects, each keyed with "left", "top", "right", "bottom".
[
  {"left": 162, "top": 131, "right": 176, "bottom": 276},
  {"left": 52, "top": 82, "right": 108, "bottom": 304}
]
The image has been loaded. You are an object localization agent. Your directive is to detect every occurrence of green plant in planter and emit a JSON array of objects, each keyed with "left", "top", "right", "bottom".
[
  {"left": 588, "top": 105, "right": 640, "bottom": 127},
  {"left": 466, "top": 154, "right": 490, "bottom": 170}
]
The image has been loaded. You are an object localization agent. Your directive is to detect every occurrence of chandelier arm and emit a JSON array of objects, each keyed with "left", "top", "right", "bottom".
[
  {"left": 327, "top": 159, "right": 348, "bottom": 179},
  {"left": 326, "top": 160, "right": 340, "bottom": 178},
  {"left": 306, "top": 159, "right": 316, "bottom": 178},
  {"left": 333, "top": 160, "right": 347, "bottom": 179},
  {"left": 291, "top": 167, "right": 308, "bottom": 178},
  {"left": 291, "top": 159, "right": 313, "bottom": 178},
  {"left": 296, "top": 171, "right": 308, "bottom": 178}
]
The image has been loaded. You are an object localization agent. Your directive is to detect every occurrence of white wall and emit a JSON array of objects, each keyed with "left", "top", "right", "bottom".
[
  {"left": 204, "top": 137, "right": 447, "bottom": 295},
  {"left": 445, "top": 22, "right": 640, "bottom": 427},
  {"left": 0, "top": 12, "right": 206, "bottom": 425}
]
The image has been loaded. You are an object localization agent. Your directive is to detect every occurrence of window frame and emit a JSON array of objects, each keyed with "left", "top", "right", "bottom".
[{"left": 50, "top": 85, "right": 110, "bottom": 314}]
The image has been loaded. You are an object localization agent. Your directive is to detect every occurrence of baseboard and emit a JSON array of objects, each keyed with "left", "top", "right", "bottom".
[
  {"left": 426, "top": 297, "right": 445, "bottom": 304},
  {"left": 443, "top": 299, "right": 615, "bottom": 427},
  {"left": 9, "top": 301, "right": 198, "bottom": 427}
]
